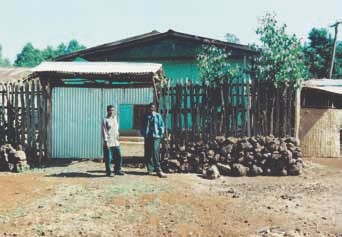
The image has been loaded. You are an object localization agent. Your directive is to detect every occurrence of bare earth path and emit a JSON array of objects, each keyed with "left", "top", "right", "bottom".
[{"left": 0, "top": 159, "right": 341, "bottom": 237}]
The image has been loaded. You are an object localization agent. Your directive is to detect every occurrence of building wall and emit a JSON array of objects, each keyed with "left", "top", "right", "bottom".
[
  {"left": 51, "top": 87, "right": 153, "bottom": 159},
  {"left": 299, "top": 108, "right": 341, "bottom": 158},
  {"left": 84, "top": 37, "right": 247, "bottom": 82}
]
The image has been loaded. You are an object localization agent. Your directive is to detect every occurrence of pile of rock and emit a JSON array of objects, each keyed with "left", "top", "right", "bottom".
[
  {"left": 0, "top": 144, "right": 29, "bottom": 172},
  {"left": 162, "top": 136, "right": 303, "bottom": 177}
]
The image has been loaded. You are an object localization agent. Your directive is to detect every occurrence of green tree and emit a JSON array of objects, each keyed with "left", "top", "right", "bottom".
[
  {"left": 14, "top": 43, "right": 42, "bottom": 67},
  {"left": 64, "top": 39, "right": 86, "bottom": 54},
  {"left": 304, "top": 28, "right": 342, "bottom": 78},
  {"left": 197, "top": 45, "right": 243, "bottom": 85},
  {"left": 334, "top": 41, "right": 342, "bottom": 78},
  {"left": 0, "top": 45, "right": 11, "bottom": 67},
  {"left": 255, "top": 13, "right": 308, "bottom": 88},
  {"left": 224, "top": 33, "right": 240, "bottom": 44},
  {"left": 14, "top": 40, "right": 86, "bottom": 67}
]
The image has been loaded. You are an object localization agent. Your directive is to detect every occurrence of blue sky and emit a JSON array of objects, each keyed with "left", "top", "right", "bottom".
[{"left": 0, "top": 0, "right": 341, "bottom": 62}]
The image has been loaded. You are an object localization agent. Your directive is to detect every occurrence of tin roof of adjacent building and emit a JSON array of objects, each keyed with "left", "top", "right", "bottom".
[
  {"left": 0, "top": 67, "right": 32, "bottom": 83},
  {"left": 303, "top": 79, "right": 342, "bottom": 95},
  {"left": 32, "top": 61, "right": 163, "bottom": 75}
]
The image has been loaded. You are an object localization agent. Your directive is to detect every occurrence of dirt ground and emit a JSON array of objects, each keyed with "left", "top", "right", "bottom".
[{"left": 0, "top": 158, "right": 341, "bottom": 237}]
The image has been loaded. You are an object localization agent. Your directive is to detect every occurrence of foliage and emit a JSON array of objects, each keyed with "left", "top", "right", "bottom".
[
  {"left": 224, "top": 33, "right": 240, "bottom": 44},
  {"left": 14, "top": 40, "right": 86, "bottom": 67},
  {"left": 0, "top": 45, "right": 11, "bottom": 67},
  {"left": 196, "top": 45, "right": 244, "bottom": 85},
  {"left": 255, "top": 13, "right": 308, "bottom": 88},
  {"left": 304, "top": 28, "right": 342, "bottom": 78}
]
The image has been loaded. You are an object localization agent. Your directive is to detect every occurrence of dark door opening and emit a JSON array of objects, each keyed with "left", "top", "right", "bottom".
[{"left": 133, "top": 104, "right": 147, "bottom": 130}]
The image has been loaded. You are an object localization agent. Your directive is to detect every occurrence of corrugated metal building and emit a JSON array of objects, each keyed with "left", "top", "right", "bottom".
[
  {"left": 299, "top": 79, "right": 342, "bottom": 158},
  {"left": 31, "top": 61, "right": 163, "bottom": 159},
  {"left": 55, "top": 29, "right": 258, "bottom": 82}
]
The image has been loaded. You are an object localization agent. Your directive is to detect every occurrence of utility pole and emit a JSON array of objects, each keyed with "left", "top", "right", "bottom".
[{"left": 329, "top": 21, "right": 342, "bottom": 78}]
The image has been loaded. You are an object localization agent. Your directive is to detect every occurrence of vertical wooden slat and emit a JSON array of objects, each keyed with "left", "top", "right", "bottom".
[
  {"left": 170, "top": 83, "right": 176, "bottom": 149},
  {"left": 241, "top": 77, "right": 246, "bottom": 136},
  {"left": 234, "top": 80, "right": 239, "bottom": 136},
  {"left": 201, "top": 81, "right": 207, "bottom": 142},
  {"left": 24, "top": 81, "right": 31, "bottom": 148},
  {"left": 224, "top": 81, "right": 230, "bottom": 137},
  {"left": 20, "top": 85, "right": 26, "bottom": 145},
  {"left": 176, "top": 83, "right": 181, "bottom": 145},
  {"left": 14, "top": 84, "right": 19, "bottom": 144},
  {"left": 184, "top": 81, "right": 188, "bottom": 145},
  {"left": 37, "top": 81, "right": 43, "bottom": 165},
  {"left": 195, "top": 82, "right": 200, "bottom": 141},
  {"left": 164, "top": 82, "right": 170, "bottom": 158},
  {"left": 7, "top": 83, "right": 13, "bottom": 143},
  {"left": 246, "top": 78, "right": 251, "bottom": 137},
  {"left": 189, "top": 81, "right": 195, "bottom": 141},
  {"left": 275, "top": 88, "right": 281, "bottom": 137},
  {"left": 44, "top": 79, "right": 52, "bottom": 159},
  {"left": 41, "top": 82, "right": 47, "bottom": 160},
  {"left": 0, "top": 83, "right": 4, "bottom": 143},
  {"left": 30, "top": 80, "right": 36, "bottom": 152}
]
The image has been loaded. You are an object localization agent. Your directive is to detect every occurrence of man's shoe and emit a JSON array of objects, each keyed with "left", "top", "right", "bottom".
[
  {"left": 115, "top": 171, "right": 125, "bottom": 176},
  {"left": 106, "top": 172, "right": 113, "bottom": 177},
  {"left": 157, "top": 172, "right": 167, "bottom": 178},
  {"left": 147, "top": 171, "right": 153, "bottom": 175}
]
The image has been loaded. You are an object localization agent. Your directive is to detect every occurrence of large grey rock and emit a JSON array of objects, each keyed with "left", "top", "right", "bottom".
[
  {"left": 288, "top": 163, "right": 303, "bottom": 176},
  {"left": 203, "top": 165, "right": 220, "bottom": 179},
  {"left": 216, "top": 163, "right": 231, "bottom": 176},
  {"left": 232, "top": 164, "right": 248, "bottom": 177}
]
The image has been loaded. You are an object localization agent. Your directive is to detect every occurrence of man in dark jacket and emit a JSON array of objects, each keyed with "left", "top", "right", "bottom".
[{"left": 141, "top": 103, "right": 167, "bottom": 178}]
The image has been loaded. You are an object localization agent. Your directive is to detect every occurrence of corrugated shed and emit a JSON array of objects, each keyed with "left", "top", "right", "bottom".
[
  {"left": 52, "top": 87, "right": 152, "bottom": 159},
  {"left": 32, "top": 62, "right": 162, "bottom": 75}
]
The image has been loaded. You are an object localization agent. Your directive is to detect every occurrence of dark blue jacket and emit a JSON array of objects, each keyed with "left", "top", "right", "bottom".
[{"left": 141, "top": 112, "right": 165, "bottom": 139}]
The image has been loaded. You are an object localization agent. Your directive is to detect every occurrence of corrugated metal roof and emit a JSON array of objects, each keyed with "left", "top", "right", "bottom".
[
  {"left": 303, "top": 79, "right": 342, "bottom": 95},
  {"left": 32, "top": 62, "right": 163, "bottom": 75},
  {"left": 55, "top": 29, "right": 258, "bottom": 61},
  {"left": 0, "top": 67, "right": 32, "bottom": 83}
]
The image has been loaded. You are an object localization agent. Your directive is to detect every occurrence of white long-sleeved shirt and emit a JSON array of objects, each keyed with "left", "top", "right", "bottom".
[{"left": 102, "top": 116, "right": 120, "bottom": 147}]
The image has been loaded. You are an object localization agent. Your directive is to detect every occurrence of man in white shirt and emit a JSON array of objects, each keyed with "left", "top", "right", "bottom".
[{"left": 102, "top": 105, "right": 124, "bottom": 176}]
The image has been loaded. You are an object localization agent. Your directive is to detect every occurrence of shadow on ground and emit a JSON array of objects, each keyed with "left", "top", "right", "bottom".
[{"left": 47, "top": 172, "right": 108, "bottom": 178}]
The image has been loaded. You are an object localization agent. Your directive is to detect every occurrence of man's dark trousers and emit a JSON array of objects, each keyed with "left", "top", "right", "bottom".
[
  {"left": 104, "top": 146, "right": 123, "bottom": 175},
  {"left": 145, "top": 135, "right": 161, "bottom": 173}
]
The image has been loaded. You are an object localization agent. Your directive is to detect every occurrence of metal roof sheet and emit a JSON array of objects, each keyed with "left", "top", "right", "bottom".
[
  {"left": 55, "top": 29, "right": 258, "bottom": 61},
  {"left": 32, "top": 62, "right": 163, "bottom": 75},
  {"left": 0, "top": 67, "right": 32, "bottom": 83},
  {"left": 303, "top": 79, "right": 342, "bottom": 95}
]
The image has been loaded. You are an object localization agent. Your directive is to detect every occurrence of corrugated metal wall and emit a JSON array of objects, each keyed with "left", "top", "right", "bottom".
[{"left": 52, "top": 87, "right": 153, "bottom": 159}]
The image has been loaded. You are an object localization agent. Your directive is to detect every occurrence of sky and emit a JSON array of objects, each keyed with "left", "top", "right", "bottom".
[{"left": 0, "top": 0, "right": 341, "bottom": 62}]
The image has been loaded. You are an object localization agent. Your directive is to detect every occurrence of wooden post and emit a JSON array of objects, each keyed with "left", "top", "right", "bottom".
[
  {"left": 329, "top": 22, "right": 341, "bottom": 78},
  {"left": 20, "top": 85, "right": 25, "bottom": 145},
  {"left": 0, "top": 83, "right": 3, "bottom": 144},
  {"left": 24, "top": 81, "right": 31, "bottom": 148},
  {"left": 37, "top": 81, "right": 43, "bottom": 165},
  {"left": 195, "top": 82, "right": 200, "bottom": 141},
  {"left": 7, "top": 83, "right": 14, "bottom": 143},
  {"left": 241, "top": 77, "right": 246, "bottom": 136},
  {"left": 184, "top": 81, "right": 188, "bottom": 145},
  {"left": 14, "top": 84, "right": 19, "bottom": 144},
  {"left": 41, "top": 78, "right": 52, "bottom": 160},
  {"left": 201, "top": 81, "right": 207, "bottom": 142},
  {"left": 170, "top": 83, "right": 176, "bottom": 148},
  {"left": 30, "top": 80, "right": 36, "bottom": 151},
  {"left": 189, "top": 81, "right": 195, "bottom": 142},
  {"left": 294, "top": 89, "right": 301, "bottom": 143}
]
